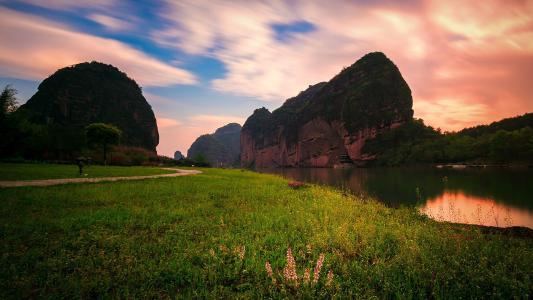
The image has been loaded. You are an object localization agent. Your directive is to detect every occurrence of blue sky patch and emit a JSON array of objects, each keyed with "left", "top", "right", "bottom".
[{"left": 272, "top": 20, "right": 316, "bottom": 42}]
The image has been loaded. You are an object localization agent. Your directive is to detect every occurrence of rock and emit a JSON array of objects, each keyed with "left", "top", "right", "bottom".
[
  {"left": 20, "top": 61, "right": 159, "bottom": 151},
  {"left": 174, "top": 151, "right": 185, "bottom": 160},
  {"left": 187, "top": 123, "right": 241, "bottom": 167},
  {"left": 241, "top": 52, "right": 413, "bottom": 168}
]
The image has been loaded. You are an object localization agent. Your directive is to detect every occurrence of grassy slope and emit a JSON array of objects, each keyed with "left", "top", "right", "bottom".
[
  {"left": 0, "top": 168, "right": 531, "bottom": 298},
  {"left": 0, "top": 163, "right": 174, "bottom": 180}
]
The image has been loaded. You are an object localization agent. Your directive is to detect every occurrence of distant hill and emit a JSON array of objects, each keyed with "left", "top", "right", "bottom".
[
  {"left": 174, "top": 151, "right": 184, "bottom": 160},
  {"left": 458, "top": 113, "right": 533, "bottom": 137},
  {"left": 187, "top": 123, "right": 241, "bottom": 167},
  {"left": 241, "top": 52, "right": 413, "bottom": 167},
  {"left": 20, "top": 61, "right": 159, "bottom": 152},
  {"left": 362, "top": 114, "right": 533, "bottom": 166}
]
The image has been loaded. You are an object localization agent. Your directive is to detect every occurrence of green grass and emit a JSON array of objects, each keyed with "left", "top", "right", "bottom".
[
  {"left": 0, "top": 167, "right": 531, "bottom": 298},
  {"left": 0, "top": 163, "right": 175, "bottom": 180}
]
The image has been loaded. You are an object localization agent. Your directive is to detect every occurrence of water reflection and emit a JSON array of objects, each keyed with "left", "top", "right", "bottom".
[
  {"left": 258, "top": 167, "right": 533, "bottom": 228},
  {"left": 420, "top": 191, "right": 533, "bottom": 228}
]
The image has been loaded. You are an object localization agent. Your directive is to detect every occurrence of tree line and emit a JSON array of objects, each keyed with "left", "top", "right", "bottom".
[{"left": 362, "top": 115, "right": 533, "bottom": 166}]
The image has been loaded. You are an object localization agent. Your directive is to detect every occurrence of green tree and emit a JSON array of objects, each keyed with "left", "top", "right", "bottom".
[
  {"left": 0, "top": 85, "right": 19, "bottom": 119},
  {"left": 85, "top": 123, "right": 121, "bottom": 165},
  {"left": 193, "top": 154, "right": 210, "bottom": 167}
]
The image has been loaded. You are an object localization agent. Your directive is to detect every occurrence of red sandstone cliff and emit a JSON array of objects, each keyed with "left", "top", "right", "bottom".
[{"left": 241, "top": 52, "right": 413, "bottom": 168}]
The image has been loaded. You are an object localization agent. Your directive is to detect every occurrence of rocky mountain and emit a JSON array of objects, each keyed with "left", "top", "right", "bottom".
[
  {"left": 241, "top": 52, "right": 413, "bottom": 168},
  {"left": 174, "top": 151, "right": 185, "bottom": 160},
  {"left": 187, "top": 123, "right": 241, "bottom": 166},
  {"left": 20, "top": 61, "right": 159, "bottom": 151}
]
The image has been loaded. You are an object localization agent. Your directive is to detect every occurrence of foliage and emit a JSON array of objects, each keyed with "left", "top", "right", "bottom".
[
  {"left": 105, "top": 145, "right": 154, "bottom": 166},
  {"left": 459, "top": 112, "right": 533, "bottom": 137},
  {"left": 363, "top": 118, "right": 533, "bottom": 165},
  {"left": 0, "top": 85, "right": 19, "bottom": 118},
  {"left": 174, "top": 157, "right": 209, "bottom": 167},
  {"left": 0, "top": 168, "right": 531, "bottom": 298},
  {"left": 191, "top": 153, "right": 211, "bottom": 167},
  {"left": 85, "top": 123, "right": 122, "bottom": 165}
]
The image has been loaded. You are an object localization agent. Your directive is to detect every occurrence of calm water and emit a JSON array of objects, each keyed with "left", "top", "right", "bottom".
[{"left": 258, "top": 167, "right": 533, "bottom": 229}]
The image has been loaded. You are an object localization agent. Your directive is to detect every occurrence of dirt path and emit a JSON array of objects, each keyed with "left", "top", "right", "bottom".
[{"left": 0, "top": 168, "right": 202, "bottom": 188}]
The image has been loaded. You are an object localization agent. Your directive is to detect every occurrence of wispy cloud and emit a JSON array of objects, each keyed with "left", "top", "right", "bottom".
[
  {"left": 157, "top": 117, "right": 182, "bottom": 128},
  {"left": 188, "top": 114, "right": 245, "bottom": 124},
  {"left": 0, "top": 7, "right": 197, "bottom": 87},
  {"left": 12, "top": 0, "right": 117, "bottom": 10},
  {"left": 87, "top": 13, "right": 133, "bottom": 31},
  {"left": 153, "top": 0, "right": 533, "bottom": 130}
]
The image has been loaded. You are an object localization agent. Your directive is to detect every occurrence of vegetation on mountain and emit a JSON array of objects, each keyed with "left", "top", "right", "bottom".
[
  {"left": 241, "top": 52, "right": 414, "bottom": 167},
  {"left": 0, "top": 62, "right": 161, "bottom": 163},
  {"left": 0, "top": 63, "right": 154, "bottom": 159},
  {"left": 363, "top": 114, "right": 533, "bottom": 165}
]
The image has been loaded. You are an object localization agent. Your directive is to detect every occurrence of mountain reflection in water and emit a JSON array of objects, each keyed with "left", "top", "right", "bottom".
[{"left": 257, "top": 167, "right": 533, "bottom": 229}]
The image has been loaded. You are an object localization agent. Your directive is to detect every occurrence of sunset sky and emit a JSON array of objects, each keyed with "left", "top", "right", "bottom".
[{"left": 1, "top": 0, "right": 532, "bottom": 157}]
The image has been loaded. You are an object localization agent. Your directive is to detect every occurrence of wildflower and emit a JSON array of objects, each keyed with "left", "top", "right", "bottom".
[
  {"left": 265, "top": 261, "right": 273, "bottom": 277},
  {"left": 303, "top": 268, "right": 311, "bottom": 284},
  {"left": 313, "top": 253, "right": 325, "bottom": 284},
  {"left": 326, "top": 270, "right": 334, "bottom": 287},
  {"left": 219, "top": 244, "right": 228, "bottom": 253},
  {"left": 283, "top": 248, "right": 298, "bottom": 285},
  {"left": 234, "top": 245, "right": 246, "bottom": 260},
  {"left": 265, "top": 261, "right": 276, "bottom": 284}
]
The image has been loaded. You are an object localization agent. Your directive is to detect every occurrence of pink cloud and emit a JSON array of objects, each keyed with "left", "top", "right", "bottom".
[
  {"left": 0, "top": 7, "right": 197, "bottom": 87},
  {"left": 154, "top": 0, "right": 533, "bottom": 131},
  {"left": 157, "top": 117, "right": 182, "bottom": 128}
]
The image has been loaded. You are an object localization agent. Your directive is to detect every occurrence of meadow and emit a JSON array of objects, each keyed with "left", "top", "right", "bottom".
[{"left": 0, "top": 166, "right": 531, "bottom": 298}]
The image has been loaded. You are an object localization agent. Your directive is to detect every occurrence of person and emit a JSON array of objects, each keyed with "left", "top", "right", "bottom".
[{"left": 76, "top": 157, "right": 85, "bottom": 176}]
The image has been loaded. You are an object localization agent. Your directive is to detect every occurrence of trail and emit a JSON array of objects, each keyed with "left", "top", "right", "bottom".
[{"left": 0, "top": 168, "right": 201, "bottom": 188}]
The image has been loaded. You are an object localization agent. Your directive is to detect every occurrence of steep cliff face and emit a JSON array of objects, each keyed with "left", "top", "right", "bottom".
[
  {"left": 187, "top": 123, "right": 241, "bottom": 166},
  {"left": 241, "top": 52, "right": 413, "bottom": 168},
  {"left": 21, "top": 62, "right": 159, "bottom": 151}
]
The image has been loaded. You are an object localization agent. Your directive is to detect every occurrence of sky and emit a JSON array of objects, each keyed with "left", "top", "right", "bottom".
[{"left": 1, "top": 0, "right": 532, "bottom": 157}]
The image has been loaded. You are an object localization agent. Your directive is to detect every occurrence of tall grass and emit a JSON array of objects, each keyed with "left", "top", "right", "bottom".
[{"left": 0, "top": 168, "right": 531, "bottom": 298}]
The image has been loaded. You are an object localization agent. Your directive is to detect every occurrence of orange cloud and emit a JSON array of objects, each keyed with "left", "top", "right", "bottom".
[
  {"left": 157, "top": 117, "right": 182, "bottom": 128},
  {"left": 154, "top": 0, "right": 533, "bottom": 131}
]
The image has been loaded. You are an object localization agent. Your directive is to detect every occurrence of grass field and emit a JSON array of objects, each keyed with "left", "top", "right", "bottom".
[
  {"left": 0, "top": 167, "right": 531, "bottom": 298},
  {"left": 0, "top": 163, "right": 175, "bottom": 180}
]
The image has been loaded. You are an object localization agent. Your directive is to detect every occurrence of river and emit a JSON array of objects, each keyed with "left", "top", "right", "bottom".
[{"left": 258, "top": 167, "right": 533, "bottom": 229}]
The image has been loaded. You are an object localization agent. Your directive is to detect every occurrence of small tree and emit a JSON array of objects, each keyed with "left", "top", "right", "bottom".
[
  {"left": 0, "top": 85, "right": 19, "bottom": 119},
  {"left": 85, "top": 123, "right": 121, "bottom": 165}
]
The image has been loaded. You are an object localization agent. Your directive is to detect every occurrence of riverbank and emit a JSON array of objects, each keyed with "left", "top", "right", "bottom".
[{"left": 0, "top": 167, "right": 531, "bottom": 298}]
